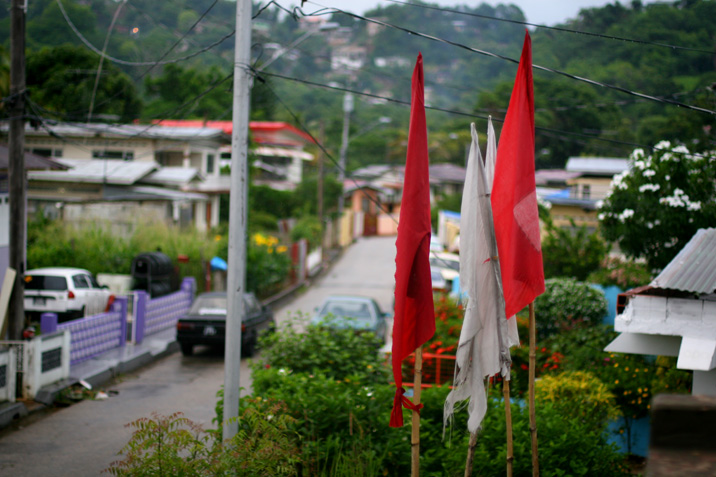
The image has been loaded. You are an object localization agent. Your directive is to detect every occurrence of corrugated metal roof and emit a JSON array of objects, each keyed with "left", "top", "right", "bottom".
[
  {"left": 0, "top": 145, "right": 68, "bottom": 170},
  {"left": 10, "top": 122, "right": 230, "bottom": 141},
  {"left": 565, "top": 157, "right": 629, "bottom": 176},
  {"left": 140, "top": 167, "right": 202, "bottom": 186},
  {"left": 29, "top": 159, "right": 157, "bottom": 185},
  {"left": 650, "top": 228, "right": 716, "bottom": 294}
]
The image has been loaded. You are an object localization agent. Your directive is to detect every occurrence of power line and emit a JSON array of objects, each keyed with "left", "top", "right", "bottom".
[
  {"left": 379, "top": 0, "right": 716, "bottom": 55},
  {"left": 55, "top": 0, "right": 234, "bottom": 68},
  {"left": 256, "top": 69, "right": 711, "bottom": 159},
  {"left": 24, "top": 72, "right": 234, "bottom": 160},
  {"left": 280, "top": 4, "right": 716, "bottom": 116}
]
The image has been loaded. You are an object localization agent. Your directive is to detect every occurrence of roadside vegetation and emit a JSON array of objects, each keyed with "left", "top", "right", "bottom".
[{"left": 107, "top": 282, "right": 692, "bottom": 475}]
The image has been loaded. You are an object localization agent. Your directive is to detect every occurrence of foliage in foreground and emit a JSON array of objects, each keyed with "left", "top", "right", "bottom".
[{"left": 106, "top": 403, "right": 301, "bottom": 476}]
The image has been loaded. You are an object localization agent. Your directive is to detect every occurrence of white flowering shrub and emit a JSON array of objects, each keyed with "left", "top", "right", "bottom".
[{"left": 598, "top": 142, "right": 716, "bottom": 270}]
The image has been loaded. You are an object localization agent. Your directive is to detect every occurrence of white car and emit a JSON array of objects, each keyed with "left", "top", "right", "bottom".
[{"left": 24, "top": 267, "right": 114, "bottom": 323}]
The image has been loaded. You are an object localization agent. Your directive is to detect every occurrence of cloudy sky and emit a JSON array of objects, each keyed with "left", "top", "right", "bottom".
[{"left": 301, "top": 0, "right": 658, "bottom": 26}]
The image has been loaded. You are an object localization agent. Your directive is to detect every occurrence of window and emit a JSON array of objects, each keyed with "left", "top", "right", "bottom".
[
  {"left": 28, "top": 148, "right": 63, "bottom": 158},
  {"left": 72, "top": 275, "right": 91, "bottom": 289},
  {"left": 207, "top": 154, "right": 215, "bottom": 174},
  {"left": 92, "top": 150, "right": 134, "bottom": 161},
  {"left": 582, "top": 184, "right": 591, "bottom": 200},
  {"left": 24, "top": 274, "right": 67, "bottom": 291},
  {"left": 244, "top": 294, "right": 260, "bottom": 314}
]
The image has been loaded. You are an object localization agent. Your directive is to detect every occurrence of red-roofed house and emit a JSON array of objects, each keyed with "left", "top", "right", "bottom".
[{"left": 153, "top": 120, "right": 316, "bottom": 189}]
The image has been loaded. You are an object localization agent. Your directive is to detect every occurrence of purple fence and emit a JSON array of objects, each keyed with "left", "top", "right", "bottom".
[
  {"left": 40, "top": 277, "right": 196, "bottom": 366},
  {"left": 136, "top": 278, "right": 195, "bottom": 340},
  {"left": 42, "top": 297, "right": 128, "bottom": 366}
]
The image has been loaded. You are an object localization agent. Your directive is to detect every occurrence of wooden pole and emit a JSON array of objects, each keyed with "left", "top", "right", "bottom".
[
  {"left": 504, "top": 379, "right": 514, "bottom": 477},
  {"left": 411, "top": 346, "right": 423, "bottom": 477},
  {"left": 464, "top": 431, "right": 478, "bottom": 477},
  {"left": 528, "top": 302, "right": 539, "bottom": 476}
]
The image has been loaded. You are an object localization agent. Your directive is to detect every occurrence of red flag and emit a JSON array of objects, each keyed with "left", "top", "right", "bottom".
[
  {"left": 491, "top": 31, "right": 545, "bottom": 320},
  {"left": 390, "top": 53, "right": 435, "bottom": 428}
]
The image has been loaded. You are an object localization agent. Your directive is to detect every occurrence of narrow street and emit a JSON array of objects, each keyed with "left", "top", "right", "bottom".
[{"left": 0, "top": 236, "right": 396, "bottom": 476}]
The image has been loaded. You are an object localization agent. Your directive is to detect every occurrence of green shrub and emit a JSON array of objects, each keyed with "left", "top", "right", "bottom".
[
  {"left": 533, "top": 278, "right": 608, "bottom": 340},
  {"left": 542, "top": 219, "right": 608, "bottom": 281},
  {"left": 107, "top": 404, "right": 302, "bottom": 476},
  {"left": 289, "top": 215, "right": 322, "bottom": 249},
  {"left": 256, "top": 313, "right": 389, "bottom": 385},
  {"left": 27, "top": 218, "right": 221, "bottom": 291},
  {"left": 246, "top": 232, "right": 292, "bottom": 297},
  {"left": 536, "top": 370, "right": 620, "bottom": 429}
]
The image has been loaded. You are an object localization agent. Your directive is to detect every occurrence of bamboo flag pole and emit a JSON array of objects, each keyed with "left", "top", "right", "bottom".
[
  {"left": 412, "top": 346, "right": 424, "bottom": 477},
  {"left": 504, "top": 379, "right": 514, "bottom": 477},
  {"left": 464, "top": 431, "right": 479, "bottom": 477},
  {"left": 528, "top": 302, "right": 539, "bottom": 476}
]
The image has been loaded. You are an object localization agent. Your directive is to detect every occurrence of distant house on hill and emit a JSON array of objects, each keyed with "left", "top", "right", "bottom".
[
  {"left": 0, "top": 121, "right": 230, "bottom": 231},
  {"left": 153, "top": 120, "right": 316, "bottom": 191},
  {"left": 542, "top": 157, "right": 629, "bottom": 231},
  {"left": 26, "top": 159, "right": 208, "bottom": 235}
]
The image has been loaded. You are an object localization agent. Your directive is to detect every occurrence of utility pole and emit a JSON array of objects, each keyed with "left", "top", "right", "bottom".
[
  {"left": 338, "top": 93, "right": 353, "bottom": 214},
  {"left": 7, "top": 0, "right": 26, "bottom": 340},
  {"left": 224, "top": 0, "right": 251, "bottom": 441},
  {"left": 317, "top": 121, "right": 325, "bottom": 265}
]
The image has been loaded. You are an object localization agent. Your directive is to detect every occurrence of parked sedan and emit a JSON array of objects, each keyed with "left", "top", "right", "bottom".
[
  {"left": 311, "top": 295, "right": 389, "bottom": 343},
  {"left": 24, "top": 267, "right": 114, "bottom": 323},
  {"left": 176, "top": 292, "right": 275, "bottom": 357}
]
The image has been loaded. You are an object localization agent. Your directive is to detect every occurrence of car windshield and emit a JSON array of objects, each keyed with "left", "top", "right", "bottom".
[
  {"left": 24, "top": 274, "right": 68, "bottom": 291},
  {"left": 189, "top": 295, "right": 227, "bottom": 315},
  {"left": 320, "top": 300, "right": 374, "bottom": 322},
  {"left": 429, "top": 257, "right": 459, "bottom": 272}
]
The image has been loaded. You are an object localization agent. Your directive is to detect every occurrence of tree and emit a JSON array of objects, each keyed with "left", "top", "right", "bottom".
[
  {"left": 598, "top": 142, "right": 716, "bottom": 270},
  {"left": 542, "top": 219, "right": 608, "bottom": 281},
  {"left": 26, "top": 45, "right": 141, "bottom": 122}
]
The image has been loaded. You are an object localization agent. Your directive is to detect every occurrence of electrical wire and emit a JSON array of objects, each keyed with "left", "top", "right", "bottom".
[
  {"left": 55, "top": 0, "right": 234, "bottom": 68},
  {"left": 274, "top": 4, "right": 716, "bottom": 116},
  {"left": 379, "top": 0, "right": 716, "bottom": 55},
  {"left": 255, "top": 69, "right": 712, "bottom": 159}
]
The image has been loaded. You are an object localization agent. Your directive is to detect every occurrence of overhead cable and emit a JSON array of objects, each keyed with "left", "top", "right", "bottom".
[{"left": 282, "top": 5, "right": 716, "bottom": 116}]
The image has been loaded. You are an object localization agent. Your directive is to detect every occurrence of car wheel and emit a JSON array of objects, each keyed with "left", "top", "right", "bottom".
[{"left": 180, "top": 342, "right": 194, "bottom": 356}]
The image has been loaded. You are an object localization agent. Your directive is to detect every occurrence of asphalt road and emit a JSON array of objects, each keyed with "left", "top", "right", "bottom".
[{"left": 0, "top": 235, "right": 397, "bottom": 476}]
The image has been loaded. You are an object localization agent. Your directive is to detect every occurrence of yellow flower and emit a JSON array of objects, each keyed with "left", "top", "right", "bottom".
[
  {"left": 614, "top": 363, "right": 619, "bottom": 367},
  {"left": 277, "top": 245, "right": 288, "bottom": 253},
  {"left": 615, "top": 380, "right": 620, "bottom": 384},
  {"left": 625, "top": 367, "right": 629, "bottom": 371},
  {"left": 638, "top": 388, "right": 642, "bottom": 393},
  {"left": 215, "top": 235, "right": 222, "bottom": 241},
  {"left": 367, "top": 364, "right": 373, "bottom": 369},
  {"left": 635, "top": 368, "right": 640, "bottom": 372}
]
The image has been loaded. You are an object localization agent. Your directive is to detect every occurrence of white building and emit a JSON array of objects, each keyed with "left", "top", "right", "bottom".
[{"left": 606, "top": 228, "right": 716, "bottom": 395}]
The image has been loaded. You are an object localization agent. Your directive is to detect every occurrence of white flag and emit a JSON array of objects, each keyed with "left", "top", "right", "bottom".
[
  {"left": 444, "top": 122, "right": 513, "bottom": 434},
  {"left": 486, "top": 117, "right": 520, "bottom": 348}
]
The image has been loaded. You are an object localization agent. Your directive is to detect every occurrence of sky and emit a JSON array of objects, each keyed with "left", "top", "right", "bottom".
[{"left": 300, "top": 0, "right": 657, "bottom": 26}]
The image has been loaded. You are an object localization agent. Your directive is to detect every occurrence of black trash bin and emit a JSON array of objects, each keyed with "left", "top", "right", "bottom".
[{"left": 131, "top": 251, "right": 177, "bottom": 298}]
